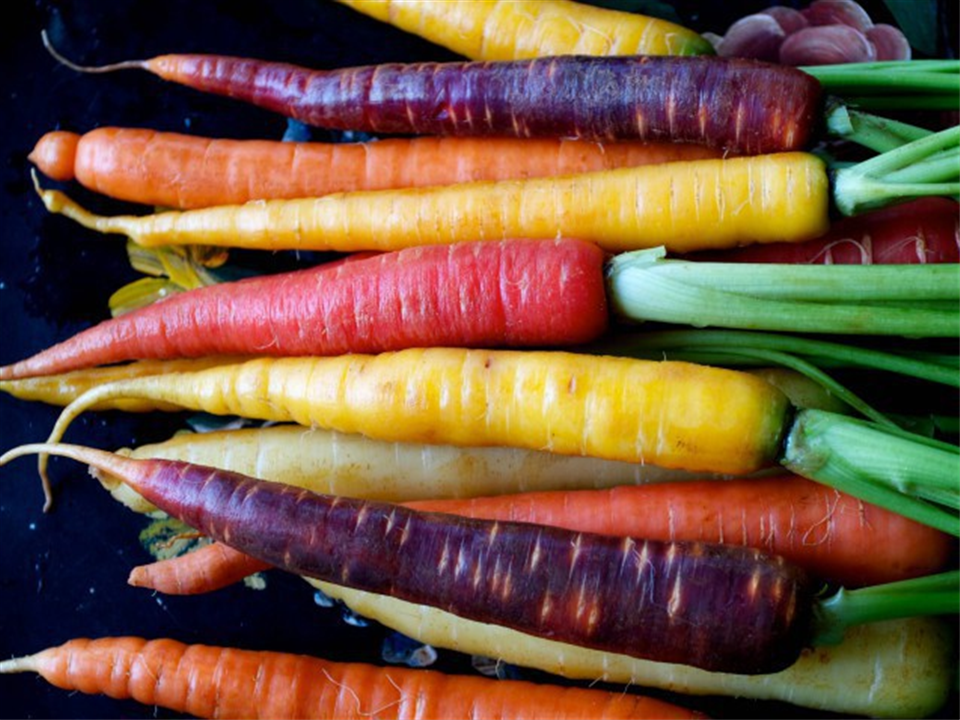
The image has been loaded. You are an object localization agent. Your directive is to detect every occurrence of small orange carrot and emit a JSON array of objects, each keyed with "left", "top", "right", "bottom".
[
  {"left": 129, "top": 474, "right": 955, "bottom": 595},
  {"left": 30, "top": 128, "right": 722, "bottom": 209},
  {"left": 0, "top": 637, "right": 703, "bottom": 719}
]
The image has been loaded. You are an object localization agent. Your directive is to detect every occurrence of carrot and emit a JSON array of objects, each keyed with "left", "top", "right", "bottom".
[
  {"left": 5, "top": 443, "right": 956, "bottom": 676},
  {"left": 0, "top": 636, "right": 703, "bottom": 719},
  {"left": 685, "top": 197, "right": 960, "bottom": 264},
  {"left": 104, "top": 425, "right": 725, "bottom": 516},
  {"left": 35, "top": 151, "right": 833, "bottom": 253},
  {"left": 35, "top": 125, "right": 958, "bottom": 254},
  {"left": 29, "top": 128, "right": 722, "bottom": 209},
  {"left": 34, "top": 350, "right": 959, "bottom": 533},
  {"left": 333, "top": 0, "right": 715, "bottom": 59},
  {"left": 0, "top": 239, "right": 608, "bottom": 381},
  {"left": 0, "top": 356, "right": 248, "bottom": 410},
  {"left": 312, "top": 584, "right": 955, "bottom": 718},
  {"left": 45, "top": 44, "right": 822, "bottom": 155},
  {"left": 130, "top": 474, "right": 954, "bottom": 594}
]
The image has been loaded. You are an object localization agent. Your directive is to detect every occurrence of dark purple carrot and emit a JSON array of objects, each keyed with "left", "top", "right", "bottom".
[
  {"left": 45, "top": 37, "right": 822, "bottom": 155},
  {"left": 1, "top": 442, "right": 815, "bottom": 675},
  {"left": 0, "top": 239, "right": 608, "bottom": 381}
]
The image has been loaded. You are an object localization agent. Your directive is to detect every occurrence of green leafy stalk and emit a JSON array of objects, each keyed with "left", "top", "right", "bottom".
[
  {"left": 802, "top": 60, "right": 959, "bottom": 109},
  {"left": 605, "top": 248, "right": 960, "bottom": 337},
  {"left": 833, "top": 125, "right": 960, "bottom": 216},
  {"left": 812, "top": 571, "right": 960, "bottom": 646},
  {"left": 825, "top": 104, "right": 931, "bottom": 153},
  {"left": 590, "top": 329, "right": 959, "bottom": 387},
  {"left": 781, "top": 409, "right": 960, "bottom": 536}
]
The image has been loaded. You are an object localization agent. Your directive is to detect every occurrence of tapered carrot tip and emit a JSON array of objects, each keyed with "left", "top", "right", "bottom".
[{"left": 29, "top": 131, "right": 80, "bottom": 182}]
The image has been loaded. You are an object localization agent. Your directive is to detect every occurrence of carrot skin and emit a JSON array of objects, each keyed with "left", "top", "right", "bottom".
[
  {"left": 0, "top": 239, "right": 608, "bottom": 380},
  {"left": 29, "top": 128, "right": 722, "bottom": 209},
  {"left": 143, "top": 54, "right": 822, "bottom": 154},
  {"left": 687, "top": 197, "right": 960, "bottom": 264},
  {"left": 6, "top": 637, "right": 703, "bottom": 719},
  {"left": 131, "top": 473, "right": 954, "bottom": 595},
  {"left": 92, "top": 450, "right": 814, "bottom": 675}
]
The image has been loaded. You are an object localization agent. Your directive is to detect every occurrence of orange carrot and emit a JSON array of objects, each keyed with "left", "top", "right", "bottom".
[
  {"left": 0, "top": 637, "right": 703, "bottom": 719},
  {"left": 29, "top": 128, "right": 722, "bottom": 209},
  {"left": 129, "top": 475, "right": 955, "bottom": 595}
]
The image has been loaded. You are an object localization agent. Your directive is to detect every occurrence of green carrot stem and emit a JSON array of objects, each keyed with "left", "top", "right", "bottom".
[
  {"left": 884, "top": 151, "right": 959, "bottom": 184},
  {"left": 803, "top": 60, "right": 960, "bottom": 107},
  {"left": 781, "top": 409, "right": 960, "bottom": 536},
  {"left": 812, "top": 571, "right": 960, "bottom": 646},
  {"left": 833, "top": 125, "right": 960, "bottom": 215},
  {"left": 605, "top": 249, "right": 959, "bottom": 337},
  {"left": 825, "top": 104, "right": 931, "bottom": 153},
  {"left": 836, "top": 95, "right": 960, "bottom": 111}
]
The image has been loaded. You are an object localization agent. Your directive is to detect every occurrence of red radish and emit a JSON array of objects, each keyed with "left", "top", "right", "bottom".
[
  {"left": 779, "top": 24, "right": 876, "bottom": 65},
  {"left": 684, "top": 198, "right": 959, "bottom": 264},
  {"left": 0, "top": 239, "right": 608, "bottom": 381}
]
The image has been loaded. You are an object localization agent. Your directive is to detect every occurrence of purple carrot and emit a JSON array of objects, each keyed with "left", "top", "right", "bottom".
[
  {"left": 47, "top": 39, "right": 822, "bottom": 155},
  {"left": 0, "top": 442, "right": 815, "bottom": 675}
]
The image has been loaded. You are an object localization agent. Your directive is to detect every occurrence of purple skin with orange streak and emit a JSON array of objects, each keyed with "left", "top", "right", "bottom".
[
  {"left": 22, "top": 445, "right": 816, "bottom": 676},
  {"left": 143, "top": 54, "right": 822, "bottom": 155}
]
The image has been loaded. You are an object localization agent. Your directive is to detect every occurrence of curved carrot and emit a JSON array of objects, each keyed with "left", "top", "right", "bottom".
[
  {"left": 1, "top": 443, "right": 814, "bottom": 675},
  {"left": 0, "top": 239, "right": 608, "bottom": 381},
  {"left": 687, "top": 197, "right": 960, "bottom": 264},
  {"left": 334, "top": 0, "right": 714, "bottom": 59},
  {"left": 35, "top": 152, "right": 832, "bottom": 253},
  {"left": 46, "top": 42, "right": 821, "bottom": 155},
  {"left": 29, "top": 128, "right": 722, "bottom": 209},
  {"left": 129, "top": 474, "right": 955, "bottom": 594},
  {"left": 0, "top": 636, "right": 703, "bottom": 719}
]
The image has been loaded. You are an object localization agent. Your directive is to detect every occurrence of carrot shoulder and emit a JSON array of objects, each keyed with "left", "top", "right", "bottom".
[
  {"left": 335, "top": 0, "right": 715, "bottom": 58},
  {"left": 0, "top": 637, "right": 702, "bottom": 719},
  {"left": 29, "top": 127, "right": 722, "bottom": 209}
]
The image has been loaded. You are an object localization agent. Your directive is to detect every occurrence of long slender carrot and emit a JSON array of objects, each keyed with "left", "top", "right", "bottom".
[
  {"left": 1, "top": 443, "right": 820, "bottom": 675},
  {"left": 0, "top": 636, "right": 703, "bottom": 719},
  {"left": 310, "top": 584, "right": 954, "bottom": 718},
  {"left": 29, "top": 128, "right": 722, "bottom": 209},
  {"left": 129, "top": 474, "right": 955, "bottom": 594},
  {"left": 46, "top": 43, "right": 821, "bottom": 154},
  {"left": 35, "top": 151, "right": 832, "bottom": 253},
  {"left": 686, "top": 197, "right": 960, "bottom": 264},
  {"left": 334, "top": 0, "right": 715, "bottom": 59},
  {"left": 0, "top": 239, "right": 608, "bottom": 381}
]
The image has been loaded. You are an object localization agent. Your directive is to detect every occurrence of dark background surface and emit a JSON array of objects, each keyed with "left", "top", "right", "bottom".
[{"left": 0, "top": 1, "right": 956, "bottom": 718}]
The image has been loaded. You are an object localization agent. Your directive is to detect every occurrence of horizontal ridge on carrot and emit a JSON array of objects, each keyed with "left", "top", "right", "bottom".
[
  {"left": 0, "top": 636, "right": 703, "bottom": 719},
  {"left": 29, "top": 128, "right": 722, "bottom": 209},
  {"left": 0, "top": 239, "right": 608, "bottom": 381}
]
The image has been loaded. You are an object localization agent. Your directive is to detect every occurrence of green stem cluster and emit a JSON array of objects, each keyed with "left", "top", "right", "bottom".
[{"left": 803, "top": 59, "right": 959, "bottom": 110}]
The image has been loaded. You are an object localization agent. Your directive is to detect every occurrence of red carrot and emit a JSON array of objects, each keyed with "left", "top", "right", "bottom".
[
  {"left": 46, "top": 39, "right": 822, "bottom": 155},
  {"left": 0, "top": 239, "right": 608, "bottom": 381},
  {"left": 685, "top": 197, "right": 960, "bottom": 264},
  {"left": 0, "top": 636, "right": 704, "bottom": 719},
  {"left": 3, "top": 442, "right": 816, "bottom": 675},
  {"left": 29, "top": 128, "right": 723, "bottom": 209},
  {"left": 129, "top": 474, "right": 955, "bottom": 595}
]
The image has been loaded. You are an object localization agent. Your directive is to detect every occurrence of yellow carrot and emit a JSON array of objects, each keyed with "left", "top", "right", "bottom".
[
  {"left": 36, "top": 153, "right": 831, "bottom": 254},
  {"left": 335, "top": 0, "right": 715, "bottom": 59},
  {"left": 46, "top": 350, "right": 789, "bottom": 476},
  {"left": 311, "top": 580, "right": 953, "bottom": 719},
  {"left": 0, "top": 356, "right": 248, "bottom": 412}
]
